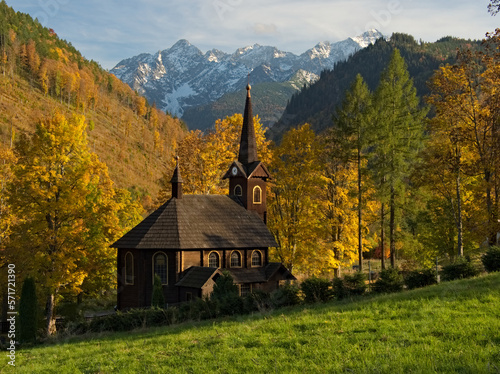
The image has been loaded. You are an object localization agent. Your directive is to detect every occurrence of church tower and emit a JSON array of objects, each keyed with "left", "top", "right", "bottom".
[{"left": 224, "top": 83, "right": 271, "bottom": 222}]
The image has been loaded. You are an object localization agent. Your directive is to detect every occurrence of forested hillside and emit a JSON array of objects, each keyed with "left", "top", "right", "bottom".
[
  {"left": 0, "top": 1, "right": 186, "bottom": 198},
  {"left": 181, "top": 80, "right": 299, "bottom": 132},
  {"left": 270, "top": 33, "right": 481, "bottom": 140}
]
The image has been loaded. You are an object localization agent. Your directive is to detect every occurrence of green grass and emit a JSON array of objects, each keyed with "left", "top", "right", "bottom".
[{"left": 5, "top": 273, "right": 500, "bottom": 373}]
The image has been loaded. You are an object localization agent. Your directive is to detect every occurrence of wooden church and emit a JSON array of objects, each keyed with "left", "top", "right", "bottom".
[{"left": 113, "top": 84, "right": 295, "bottom": 309}]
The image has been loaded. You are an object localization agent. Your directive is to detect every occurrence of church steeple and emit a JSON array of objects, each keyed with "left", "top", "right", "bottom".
[
  {"left": 171, "top": 156, "right": 183, "bottom": 199},
  {"left": 238, "top": 83, "right": 258, "bottom": 165},
  {"left": 223, "top": 79, "right": 272, "bottom": 223}
]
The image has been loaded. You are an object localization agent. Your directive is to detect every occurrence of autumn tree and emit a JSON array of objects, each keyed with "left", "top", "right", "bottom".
[
  {"left": 0, "top": 143, "right": 15, "bottom": 247},
  {"left": 268, "top": 124, "right": 327, "bottom": 275},
  {"left": 425, "top": 64, "right": 480, "bottom": 257},
  {"left": 370, "top": 49, "right": 427, "bottom": 267},
  {"left": 6, "top": 113, "right": 142, "bottom": 335},
  {"left": 321, "top": 137, "right": 367, "bottom": 276},
  {"left": 488, "top": 0, "right": 500, "bottom": 15},
  {"left": 158, "top": 114, "right": 271, "bottom": 200}
]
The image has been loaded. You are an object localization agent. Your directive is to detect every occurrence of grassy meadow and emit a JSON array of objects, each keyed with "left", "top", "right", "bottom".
[{"left": 4, "top": 272, "right": 500, "bottom": 373}]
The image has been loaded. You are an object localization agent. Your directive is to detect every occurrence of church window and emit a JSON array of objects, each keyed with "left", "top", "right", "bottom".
[
  {"left": 253, "top": 186, "right": 262, "bottom": 204},
  {"left": 209, "top": 252, "right": 220, "bottom": 268},
  {"left": 153, "top": 252, "right": 168, "bottom": 285},
  {"left": 234, "top": 185, "right": 243, "bottom": 196},
  {"left": 251, "top": 250, "right": 262, "bottom": 267},
  {"left": 125, "top": 252, "right": 134, "bottom": 285},
  {"left": 230, "top": 251, "right": 242, "bottom": 267},
  {"left": 240, "top": 284, "right": 251, "bottom": 297}
]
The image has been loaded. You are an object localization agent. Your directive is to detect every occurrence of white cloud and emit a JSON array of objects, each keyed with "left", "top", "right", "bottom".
[{"left": 253, "top": 23, "right": 278, "bottom": 36}]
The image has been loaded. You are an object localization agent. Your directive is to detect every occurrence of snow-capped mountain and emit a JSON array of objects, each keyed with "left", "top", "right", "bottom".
[{"left": 111, "top": 30, "right": 383, "bottom": 118}]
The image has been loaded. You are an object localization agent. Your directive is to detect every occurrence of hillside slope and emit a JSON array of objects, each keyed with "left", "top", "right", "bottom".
[
  {"left": 181, "top": 77, "right": 307, "bottom": 132},
  {"left": 11, "top": 272, "right": 500, "bottom": 373},
  {"left": 0, "top": 3, "right": 186, "bottom": 198},
  {"left": 270, "top": 34, "right": 481, "bottom": 141}
]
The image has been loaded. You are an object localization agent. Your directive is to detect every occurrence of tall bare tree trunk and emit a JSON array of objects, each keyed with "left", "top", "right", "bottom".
[
  {"left": 381, "top": 203, "right": 386, "bottom": 270},
  {"left": 390, "top": 186, "right": 396, "bottom": 268},
  {"left": 46, "top": 294, "right": 56, "bottom": 335},
  {"left": 456, "top": 163, "right": 464, "bottom": 257},
  {"left": 358, "top": 147, "right": 363, "bottom": 271}
]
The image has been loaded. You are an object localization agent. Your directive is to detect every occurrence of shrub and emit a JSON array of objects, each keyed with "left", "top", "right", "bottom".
[
  {"left": 441, "top": 256, "right": 480, "bottom": 281},
  {"left": 151, "top": 274, "right": 165, "bottom": 308},
  {"left": 333, "top": 272, "right": 367, "bottom": 299},
  {"left": 178, "top": 298, "right": 216, "bottom": 322},
  {"left": 482, "top": 246, "right": 500, "bottom": 273},
  {"left": 87, "top": 307, "right": 176, "bottom": 333},
  {"left": 243, "top": 290, "right": 272, "bottom": 313},
  {"left": 404, "top": 268, "right": 437, "bottom": 290},
  {"left": 210, "top": 271, "right": 244, "bottom": 316},
  {"left": 372, "top": 268, "right": 404, "bottom": 293},
  {"left": 270, "top": 283, "right": 301, "bottom": 308},
  {"left": 300, "top": 277, "right": 333, "bottom": 303},
  {"left": 19, "top": 276, "right": 38, "bottom": 344}
]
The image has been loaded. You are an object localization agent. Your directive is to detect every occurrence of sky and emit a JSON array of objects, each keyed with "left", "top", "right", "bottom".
[{"left": 8, "top": 0, "right": 500, "bottom": 70}]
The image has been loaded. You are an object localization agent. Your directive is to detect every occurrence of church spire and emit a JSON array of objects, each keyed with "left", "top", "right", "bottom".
[
  {"left": 171, "top": 156, "right": 184, "bottom": 199},
  {"left": 238, "top": 82, "right": 258, "bottom": 165}
]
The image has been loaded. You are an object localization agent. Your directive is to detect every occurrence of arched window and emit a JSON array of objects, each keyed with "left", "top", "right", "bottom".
[
  {"left": 209, "top": 252, "right": 220, "bottom": 268},
  {"left": 230, "top": 251, "right": 242, "bottom": 267},
  {"left": 234, "top": 185, "right": 243, "bottom": 196},
  {"left": 251, "top": 250, "right": 262, "bottom": 267},
  {"left": 125, "top": 252, "right": 134, "bottom": 285},
  {"left": 253, "top": 186, "right": 262, "bottom": 204},
  {"left": 153, "top": 252, "right": 168, "bottom": 285}
]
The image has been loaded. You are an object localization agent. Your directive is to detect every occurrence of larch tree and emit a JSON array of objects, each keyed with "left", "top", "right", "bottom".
[
  {"left": 6, "top": 113, "right": 142, "bottom": 335},
  {"left": 370, "top": 48, "right": 427, "bottom": 268},
  {"left": 331, "top": 74, "right": 373, "bottom": 271}
]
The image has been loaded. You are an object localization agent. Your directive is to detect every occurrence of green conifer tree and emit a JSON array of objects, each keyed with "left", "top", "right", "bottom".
[
  {"left": 19, "top": 276, "right": 38, "bottom": 344},
  {"left": 331, "top": 74, "right": 373, "bottom": 271},
  {"left": 151, "top": 274, "right": 165, "bottom": 308},
  {"left": 370, "top": 49, "right": 427, "bottom": 267}
]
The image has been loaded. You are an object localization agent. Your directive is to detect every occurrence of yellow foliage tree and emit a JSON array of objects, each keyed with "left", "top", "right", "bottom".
[
  {"left": 0, "top": 143, "right": 16, "bottom": 247},
  {"left": 158, "top": 114, "right": 271, "bottom": 200},
  {"left": 5, "top": 113, "right": 142, "bottom": 335},
  {"left": 267, "top": 124, "right": 327, "bottom": 276}
]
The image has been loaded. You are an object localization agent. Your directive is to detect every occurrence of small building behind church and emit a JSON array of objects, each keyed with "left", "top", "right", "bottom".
[{"left": 112, "top": 84, "right": 295, "bottom": 310}]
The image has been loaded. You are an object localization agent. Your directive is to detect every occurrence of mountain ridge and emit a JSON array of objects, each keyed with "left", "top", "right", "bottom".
[{"left": 110, "top": 30, "right": 384, "bottom": 126}]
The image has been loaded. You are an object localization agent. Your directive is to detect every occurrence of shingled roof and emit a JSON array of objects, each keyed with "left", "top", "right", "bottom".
[
  {"left": 112, "top": 195, "right": 278, "bottom": 250},
  {"left": 175, "top": 266, "right": 220, "bottom": 288},
  {"left": 228, "top": 263, "right": 296, "bottom": 284}
]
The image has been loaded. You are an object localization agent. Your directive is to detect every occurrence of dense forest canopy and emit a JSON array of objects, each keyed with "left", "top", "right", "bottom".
[{"left": 270, "top": 33, "right": 481, "bottom": 140}]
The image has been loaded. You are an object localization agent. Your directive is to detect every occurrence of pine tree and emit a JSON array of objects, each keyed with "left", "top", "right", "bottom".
[{"left": 370, "top": 49, "right": 427, "bottom": 267}]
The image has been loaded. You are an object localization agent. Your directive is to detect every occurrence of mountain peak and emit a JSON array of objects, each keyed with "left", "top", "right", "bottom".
[
  {"left": 111, "top": 30, "right": 381, "bottom": 118},
  {"left": 350, "top": 29, "right": 384, "bottom": 47},
  {"left": 172, "top": 39, "right": 192, "bottom": 48}
]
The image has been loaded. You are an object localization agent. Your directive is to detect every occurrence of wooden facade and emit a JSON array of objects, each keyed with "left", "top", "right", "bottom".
[{"left": 113, "top": 84, "right": 294, "bottom": 310}]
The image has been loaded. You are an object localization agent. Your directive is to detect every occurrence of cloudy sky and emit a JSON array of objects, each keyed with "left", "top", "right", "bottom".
[{"left": 8, "top": 0, "right": 499, "bottom": 70}]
